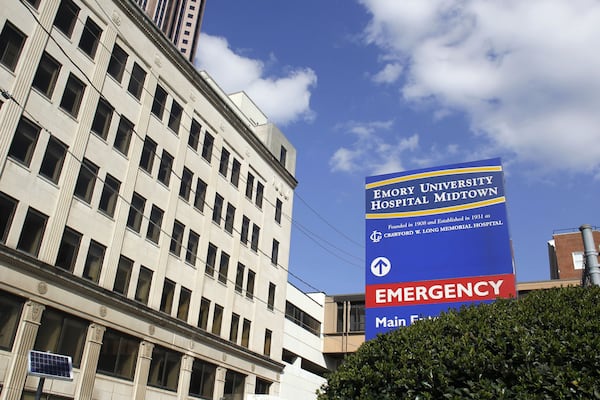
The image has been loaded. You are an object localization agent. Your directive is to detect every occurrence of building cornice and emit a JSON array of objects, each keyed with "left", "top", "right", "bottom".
[
  {"left": 112, "top": 0, "right": 298, "bottom": 189},
  {"left": 0, "top": 244, "right": 284, "bottom": 372}
]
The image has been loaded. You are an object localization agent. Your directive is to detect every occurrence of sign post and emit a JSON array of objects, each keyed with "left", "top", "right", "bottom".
[{"left": 365, "top": 158, "right": 516, "bottom": 340}]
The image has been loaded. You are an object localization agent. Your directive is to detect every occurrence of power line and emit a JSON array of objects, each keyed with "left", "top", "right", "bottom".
[{"left": 6, "top": 0, "right": 365, "bottom": 356}]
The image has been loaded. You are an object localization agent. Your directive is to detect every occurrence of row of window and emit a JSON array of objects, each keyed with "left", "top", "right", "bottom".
[
  {"left": 4, "top": 18, "right": 286, "bottom": 231},
  {"left": 0, "top": 0, "right": 101, "bottom": 76},
  {"left": 0, "top": 195, "right": 278, "bottom": 354},
  {"left": 5, "top": 118, "right": 281, "bottom": 265},
  {"left": 0, "top": 290, "right": 270, "bottom": 397},
  {"left": 285, "top": 301, "right": 322, "bottom": 336}
]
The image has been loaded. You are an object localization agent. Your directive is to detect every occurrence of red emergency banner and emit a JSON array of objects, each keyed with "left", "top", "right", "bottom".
[{"left": 366, "top": 273, "right": 516, "bottom": 308}]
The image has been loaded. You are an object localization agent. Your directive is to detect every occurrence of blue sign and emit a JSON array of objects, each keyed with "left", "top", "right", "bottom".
[{"left": 365, "top": 158, "right": 515, "bottom": 339}]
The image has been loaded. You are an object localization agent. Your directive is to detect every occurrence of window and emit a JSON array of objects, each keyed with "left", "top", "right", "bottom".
[
  {"left": 34, "top": 308, "right": 87, "bottom": 367},
  {"left": 0, "top": 22, "right": 27, "bottom": 71},
  {"left": 151, "top": 84, "right": 167, "bottom": 119},
  {"left": 279, "top": 145, "right": 287, "bottom": 167},
  {"left": 219, "top": 148, "right": 230, "bottom": 176},
  {"left": 349, "top": 302, "right": 365, "bottom": 332},
  {"left": 179, "top": 167, "right": 193, "bottom": 201},
  {"left": 98, "top": 174, "right": 120, "bottom": 217},
  {"left": 235, "top": 263, "right": 244, "bottom": 294},
  {"left": 267, "top": 283, "right": 276, "bottom": 311},
  {"left": 97, "top": 328, "right": 139, "bottom": 380},
  {"left": 285, "top": 301, "right": 321, "bottom": 336},
  {"left": 275, "top": 199, "right": 282, "bottom": 224},
  {"left": 60, "top": 73, "right": 86, "bottom": 117},
  {"left": 230, "top": 159, "right": 241, "bottom": 187},
  {"left": 0, "top": 192, "right": 17, "bottom": 243},
  {"left": 193, "top": 178, "right": 207, "bottom": 212},
  {"left": 126, "top": 192, "right": 145, "bottom": 233},
  {"left": 160, "top": 279, "right": 175, "bottom": 313},
  {"left": 24, "top": 0, "right": 42, "bottom": 8},
  {"left": 245, "top": 172, "right": 254, "bottom": 199},
  {"left": 107, "top": 43, "right": 127, "bottom": 83},
  {"left": 189, "top": 359, "right": 216, "bottom": 399},
  {"left": 218, "top": 251, "right": 229, "bottom": 284},
  {"left": 263, "top": 330, "right": 272, "bottom": 357},
  {"left": 78, "top": 17, "right": 102, "bottom": 58},
  {"left": 177, "top": 287, "right": 191, "bottom": 321},
  {"left": 113, "top": 255, "right": 133, "bottom": 295},
  {"left": 256, "top": 378, "right": 271, "bottom": 395},
  {"left": 211, "top": 304, "right": 223, "bottom": 335},
  {"left": 169, "top": 220, "right": 184, "bottom": 257},
  {"left": 17, "top": 207, "right": 47, "bottom": 256},
  {"left": 39, "top": 136, "right": 67, "bottom": 183},
  {"left": 53, "top": 0, "right": 80, "bottom": 38},
  {"left": 271, "top": 239, "right": 279, "bottom": 265},
  {"left": 212, "top": 193, "right": 223, "bottom": 225},
  {"left": 255, "top": 182, "right": 264, "bottom": 209},
  {"left": 139, "top": 136, "right": 157, "bottom": 173},
  {"left": 224, "top": 370, "right": 245, "bottom": 400},
  {"left": 91, "top": 98, "right": 113, "bottom": 140},
  {"left": 32, "top": 52, "right": 61, "bottom": 97},
  {"left": 0, "top": 291, "right": 24, "bottom": 351},
  {"left": 168, "top": 99, "right": 183, "bottom": 133},
  {"left": 201, "top": 132, "right": 213, "bottom": 162},
  {"left": 240, "top": 216, "right": 249, "bottom": 245},
  {"left": 8, "top": 117, "right": 40, "bottom": 167},
  {"left": 205, "top": 243, "right": 217, "bottom": 277},
  {"left": 229, "top": 313, "right": 240, "bottom": 342},
  {"left": 148, "top": 346, "right": 181, "bottom": 391},
  {"left": 241, "top": 319, "right": 251, "bottom": 348},
  {"left": 55, "top": 227, "right": 81, "bottom": 271},
  {"left": 246, "top": 270, "right": 255, "bottom": 300},
  {"left": 188, "top": 119, "right": 201, "bottom": 151},
  {"left": 127, "top": 62, "right": 146, "bottom": 99},
  {"left": 83, "top": 240, "right": 105, "bottom": 283},
  {"left": 251, "top": 224, "right": 260, "bottom": 252},
  {"left": 198, "top": 297, "right": 210, "bottom": 330},
  {"left": 336, "top": 303, "right": 344, "bottom": 333},
  {"left": 74, "top": 158, "right": 98, "bottom": 203},
  {"left": 135, "top": 266, "right": 153, "bottom": 305},
  {"left": 113, "top": 116, "right": 134, "bottom": 155},
  {"left": 224, "top": 203, "right": 235, "bottom": 234},
  {"left": 186, "top": 230, "right": 199, "bottom": 265},
  {"left": 157, "top": 150, "right": 173, "bottom": 186},
  {"left": 146, "top": 205, "right": 163, "bottom": 244}
]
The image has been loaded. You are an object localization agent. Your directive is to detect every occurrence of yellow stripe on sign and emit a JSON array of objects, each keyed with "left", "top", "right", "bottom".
[
  {"left": 365, "top": 197, "right": 506, "bottom": 219},
  {"left": 365, "top": 166, "right": 503, "bottom": 190}
]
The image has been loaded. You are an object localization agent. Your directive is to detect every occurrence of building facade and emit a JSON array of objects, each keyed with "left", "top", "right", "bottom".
[
  {"left": 134, "top": 0, "right": 206, "bottom": 61},
  {"left": 0, "top": 0, "right": 296, "bottom": 399},
  {"left": 548, "top": 228, "right": 600, "bottom": 280}
]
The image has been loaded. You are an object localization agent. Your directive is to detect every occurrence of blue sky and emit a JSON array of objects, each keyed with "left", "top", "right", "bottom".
[{"left": 196, "top": 0, "right": 600, "bottom": 295}]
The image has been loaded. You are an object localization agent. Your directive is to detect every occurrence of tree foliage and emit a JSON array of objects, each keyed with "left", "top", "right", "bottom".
[{"left": 318, "top": 286, "right": 600, "bottom": 399}]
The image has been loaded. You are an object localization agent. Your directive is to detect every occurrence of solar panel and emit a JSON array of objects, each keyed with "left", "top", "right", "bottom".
[{"left": 27, "top": 350, "right": 73, "bottom": 381}]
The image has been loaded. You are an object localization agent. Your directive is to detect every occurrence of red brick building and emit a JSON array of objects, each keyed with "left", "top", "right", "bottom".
[{"left": 548, "top": 229, "right": 600, "bottom": 280}]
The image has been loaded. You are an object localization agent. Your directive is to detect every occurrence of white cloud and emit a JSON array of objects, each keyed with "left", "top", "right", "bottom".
[
  {"left": 329, "top": 121, "right": 419, "bottom": 175},
  {"left": 372, "top": 63, "right": 403, "bottom": 84},
  {"left": 359, "top": 0, "right": 600, "bottom": 175},
  {"left": 194, "top": 34, "right": 317, "bottom": 126}
]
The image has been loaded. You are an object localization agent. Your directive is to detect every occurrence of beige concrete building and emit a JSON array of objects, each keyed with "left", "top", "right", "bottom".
[{"left": 0, "top": 0, "right": 297, "bottom": 399}]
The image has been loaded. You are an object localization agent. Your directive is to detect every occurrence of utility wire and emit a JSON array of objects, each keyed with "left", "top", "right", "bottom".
[
  {"left": 15, "top": 0, "right": 363, "bottom": 290},
  {"left": 9, "top": 0, "right": 362, "bottom": 354}
]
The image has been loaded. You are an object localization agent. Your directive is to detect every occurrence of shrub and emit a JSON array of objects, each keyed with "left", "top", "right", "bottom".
[{"left": 318, "top": 286, "right": 600, "bottom": 399}]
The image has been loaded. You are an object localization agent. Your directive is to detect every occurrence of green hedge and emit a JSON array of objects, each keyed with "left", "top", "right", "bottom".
[{"left": 318, "top": 286, "right": 600, "bottom": 400}]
